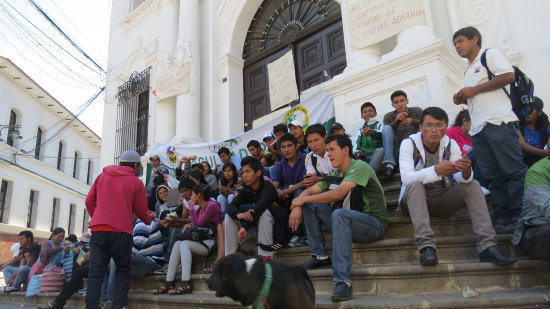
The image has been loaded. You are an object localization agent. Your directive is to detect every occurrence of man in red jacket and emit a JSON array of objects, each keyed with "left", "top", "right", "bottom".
[{"left": 85, "top": 150, "right": 153, "bottom": 309}]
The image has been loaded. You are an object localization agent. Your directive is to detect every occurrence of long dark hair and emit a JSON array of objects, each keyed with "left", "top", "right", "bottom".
[
  {"left": 453, "top": 110, "right": 470, "bottom": 127},
  {"left": 192, "top": 183, "right": 212, "bottom": 201},
  {"left": 220, "top": 163, "right": 238, "bottom": 187},
  {"left": 49, "top": 227, "right": 65, "bottom": 240}
]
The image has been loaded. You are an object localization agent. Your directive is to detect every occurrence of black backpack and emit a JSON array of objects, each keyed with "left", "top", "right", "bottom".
[{"left": 480, "top": 49, "right": 535, "bottom": 121}]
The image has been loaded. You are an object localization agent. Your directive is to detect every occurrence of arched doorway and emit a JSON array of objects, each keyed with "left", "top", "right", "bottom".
[{"left": 242, "top": 0, "right": 346, "bottom": 131}]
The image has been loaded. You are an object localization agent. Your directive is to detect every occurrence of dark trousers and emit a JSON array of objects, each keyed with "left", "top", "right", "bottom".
[
  {"left": 518, "top": 224, "right": 550, "bottom": 260},
  {"left": 86, "top": 231, "right": 132, "bottom": 309},
  {"left": 55, "top": 264, "right": 88, "bottom": 307}
]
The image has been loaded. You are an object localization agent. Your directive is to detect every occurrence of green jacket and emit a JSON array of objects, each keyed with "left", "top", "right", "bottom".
[{"left": 355, "top": 121, "right": 383, "bottom": 155}]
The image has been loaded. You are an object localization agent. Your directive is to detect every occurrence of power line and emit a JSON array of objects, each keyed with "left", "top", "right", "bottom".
[{"left": 28, "top": 0, "right": 106, "bottom": 75}]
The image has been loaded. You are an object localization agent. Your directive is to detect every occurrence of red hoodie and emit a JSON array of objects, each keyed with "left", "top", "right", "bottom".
[{"left": 86, "top": 165, "right": 151, "bottom": 235}]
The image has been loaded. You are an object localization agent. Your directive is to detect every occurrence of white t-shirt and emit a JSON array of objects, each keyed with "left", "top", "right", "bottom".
[
  {"left": 464, "top": 48, "right": 517, "bottom": 135},
  {"left": 305, "top": 151, "right": 335, "bottom": 176}
]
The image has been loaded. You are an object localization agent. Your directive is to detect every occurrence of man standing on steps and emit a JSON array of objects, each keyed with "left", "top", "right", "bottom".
[
  {"left": 85, "top": 150, "right": 154, "bottom": 309},
  {"left": 453, "top": 26, "right": 527, "bottom": 234},
  {"left": 288, "top": 134, "right": 387, "bottom": 302},
  {"left": 399, "top": 107, "right": 516, "bottom": 266}
]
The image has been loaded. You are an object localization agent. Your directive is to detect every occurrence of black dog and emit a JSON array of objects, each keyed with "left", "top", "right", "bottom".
[{"left": 207, "top": 253, "right": 315, "bottom": 308}]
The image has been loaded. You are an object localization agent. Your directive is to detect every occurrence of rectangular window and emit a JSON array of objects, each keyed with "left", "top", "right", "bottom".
[
  {"left": 50, "top": 198, "right": 60, "bottom": 232},
  {"left": 57, "top": 142, "right": 63, "bottom": 171},
  {"left": 82, "top": 210, "right": 89, "bottom": 233},
  {"left": 68, "top": 203, "right": 76, "bottom": 234},
  {"left": 86, "top": 160, "right": 92, "bottom": 185},
  {"left": 27, "top": 190, "right": 39, "bottom": 228},
  {"left": 0, "top": 180, "right": 12, "bottom": 224},
  {"left": 7, "top": 110, "right": 17, "bottom": 147},
  {"left": 35, "top": 127, "right": 43, "bottom": 160},
  {"left": 73, "top": 152, "right": 78, "bottom": 179},
  {"left": 115, "top": 67, "right": 151, "bottom": 161}
]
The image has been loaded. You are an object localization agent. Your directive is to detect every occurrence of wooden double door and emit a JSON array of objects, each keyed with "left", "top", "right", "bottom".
[{"left": 243, "top": 20, "right": 346, "bottom": 131}]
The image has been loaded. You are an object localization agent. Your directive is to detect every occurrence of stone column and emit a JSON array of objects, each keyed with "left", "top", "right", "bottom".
[
  {"left": 386, "top": 0, "right": 437, "bottom": 58},
  {"left": 155, "top": 0, "right": 179, "bottom": 143},
  {"left": 173, "top": 0, "right": 202, "bottom": 143},
  {"left": 337, "top": 0, "right": 382, "bottom": 72}
]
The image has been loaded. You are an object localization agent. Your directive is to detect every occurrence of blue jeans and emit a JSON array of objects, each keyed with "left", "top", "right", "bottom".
[
  {"left": 131, "top": 255, "right": 160, "bottom": 277},
  {"left": 363, "top": 147, "right": 385, "bottom": 173},
  {"left": 3, "top": 265, "right": 30, "bottom": 289},
  {"left": 467, "top": 151, "right": 487, "bottom": 187},
  {"left": 216, "top": 194, "right": 234, "bottom": 213},
  {"left": 382, "top": 125, "right": 398, "bottom": 166},
  {"left": 471, "top": 122, "right": 527, "bottom": 225},
  {"left": 100, "top": 259, "right": 115, "bottom": 304},
  {"left": 302, "top": 203, "right": 386, "bottom": 283},
  {"left": 86, "top": 232, "right": 132, "bottom": 309}
]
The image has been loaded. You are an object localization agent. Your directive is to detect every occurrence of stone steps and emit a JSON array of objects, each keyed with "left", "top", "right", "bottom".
[{"left": 5, "top": 288, "right": 550, "bottom": 309}]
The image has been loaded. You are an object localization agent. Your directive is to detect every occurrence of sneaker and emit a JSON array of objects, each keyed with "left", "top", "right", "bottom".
[
  {"left": 153, "top": 265, "right": 168, "bottom": 275},
  {"left": 77, "top": 288, "right": 87, "bottom": 294},
  {"left": 4, "top": 286, "right": 19, "bottom": 293},
  {"left": 300, "top": 256, "right": 331, "bottom": 270},
  {"left": 480, "top": 186, "right": 490, "bottom": 196},
  {"left": 419, "top": 247, "right": 438, "bottom": 266},
  {"left": 287, "top": 235, "right": 300, "bottom": 248},
  {"left": 331, "top": 282, "right": 352, "bottom": 302},
  {"left": 479, "top": 245, "right": 517, "bottom": 265},
  {"left": 38, "top": 301, "right": 61, "bottom": 309},
  {"left": 381, "top": 166, "right": 394, "bottom": 182},
  {"left": 494, "top": 223, "right": 515, "bottom": 234}
]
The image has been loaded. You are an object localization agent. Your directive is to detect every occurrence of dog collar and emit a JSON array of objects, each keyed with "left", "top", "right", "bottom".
[{"left": 251, "top": 263, "right": 273, "bottom": 309}]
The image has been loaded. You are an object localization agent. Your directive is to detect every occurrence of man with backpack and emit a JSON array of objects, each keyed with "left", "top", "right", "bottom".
[
  {"left": 399, "top": 107, "right": 516, "bottom": 267},
  {"left": 288, "top": 134, "right": 387, "bottom": 302},
  {"left": 453, "top": 26, "right": 527, "bottom": 234}
]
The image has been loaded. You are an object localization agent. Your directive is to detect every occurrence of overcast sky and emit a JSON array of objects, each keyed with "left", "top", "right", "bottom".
[{"left": 0, "top": 0, "right": 111, "bottom": 136}]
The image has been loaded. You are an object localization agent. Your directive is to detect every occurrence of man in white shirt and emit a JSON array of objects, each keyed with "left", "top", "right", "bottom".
[
  {"left": 453, "top": 26, "right": 527, "bottom": 234},
  {"left": 303, "top": 123, "right": 335, "bottom": 188}
]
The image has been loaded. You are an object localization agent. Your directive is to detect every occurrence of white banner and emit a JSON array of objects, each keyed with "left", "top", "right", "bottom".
[
  {"left": 267, "top": 50, "right": 300, "bottom": 110},
  {"left": 347, "top": 0, "right": 426, "bottom": 49},
  {"left": 150, "top": 91, "right": 335, "bottom": 171}
]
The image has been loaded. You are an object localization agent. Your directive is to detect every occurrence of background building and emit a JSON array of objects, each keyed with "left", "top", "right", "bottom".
[
  {"left": 100, "top": 0, "right": 550, "bottom": 166},
  {"left": 0, "top": 57, "right": 100, "bottom": 255}
]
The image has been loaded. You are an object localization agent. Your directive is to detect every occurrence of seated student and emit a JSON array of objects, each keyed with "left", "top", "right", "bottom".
[
  {"left": 201, "top": 161, "right": 218, "bottom": 192},
  {"left": 153, "top": 184, "right": 221, "bottom": 295},
  {"left": 354, "top": 102, "right": 384, "bottom": 173},
  {"left": 225, "top": 157, "right": 278, "bottom": 260},
  {"left": 399, "top": 107, "right": 516, "bottom": 266},
  {"left": 288, "top": 134, "right": 387, "bottom": 302},
  {"left": 154, "top": 185, "right": 170, "bottom": 218},
  {"left": 382, "top": 90, "right": 423, "bottom": 181},
  {"left": 215, "top": 147, "right": 242, "bottom": 176},
  {"left": 0, "top": 230, "right": 40, "bottom": 293},
  {"left": 271, "top": 133, "right": 307, "bottom": 205},
  {"left": 147, "top": 154, "right": 168, "bottom": 194},
  {"left": 517, "top": 97, "right": 550, "bottom": 167},
  {"left": 512, "top": 157, "right": 550, "bottom": 259},
  {"left": 28, "top": 228, "right": 70, "bottom": 281},
  {"left": 216, "top": 163, "right": 239, "bottom": 212},
  {"left": 189, "top": 169, "right": 208, "bottom": 186},
  {"left": 288, "top": 120, "right": 309, "bottom": 153},
  {"left": 446, "top": 110, "right": 488, "bottom": 191},
  {"left": 261, "top": 133, "right": 276, "bottom": 165},
  {"left": 330, "top": 122, "right": 346, "bottom": 136},
  {"left": 304, "top": 124, "right": 335, "bottom": 187},
  {"left": 268, "top": 123, "right": 289, "bottom": 163},
  {"left": 247, "top": 140, "right": 265, "bottom": 163},
  {"left": 175, "top": 155, "right": 197, "bottom": 181}
]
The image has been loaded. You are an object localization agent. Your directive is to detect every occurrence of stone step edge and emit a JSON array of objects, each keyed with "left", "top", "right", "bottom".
[
  {"left": 5, "top": 287, "right": 549, "bottom": 309},
  {"left": 276, "top": 234, "right": 513, "bottom": 255}
]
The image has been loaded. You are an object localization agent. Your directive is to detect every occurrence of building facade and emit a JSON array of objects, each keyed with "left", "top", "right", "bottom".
[
  {"left": 100, "top": 0, "right": 550, "bottom": 166},
  {"left": 0, "top": 57, "right": 100, "bottom": 245}
]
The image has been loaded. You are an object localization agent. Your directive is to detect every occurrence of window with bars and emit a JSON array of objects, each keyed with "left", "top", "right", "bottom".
[
  {"left": 50, "top": 198, "right": 60, "bottom": 232},
  {"left": 0, "top": 180, "right": 12, "bottom": 224},
  {"left": 35, "top": 127, "right": 43, "bottom": 160},
  {"left": 7, "top": 110, "right": 17, "bottom": 147},
  {"left": 57, "top": 141, "right": 64, "bottom": 171},
  {"left": 68, "top": 203, "right": 76, "bottom": 234},
  {"left": 82, "top": 210, "right": 89, "bottom": 233},
  {"left": 114, "top": 67, "right": 151, "bottom": 161},
  {"left": 86, "top": 160, "right": 93, "bottom": 185},
  {"left": 27, "top": 190, "right": 39, "bottom": 228}
]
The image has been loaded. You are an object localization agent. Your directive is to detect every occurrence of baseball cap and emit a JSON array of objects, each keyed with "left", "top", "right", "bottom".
[
  {"left": 288, "top": 119, "right": 304, "bottom": 128},
  {"left": 120, "top": 150, "right": 141, "bottom": 163},
  {"left": 149, "top": 154, "right": 160, "bottom": 160},
  {"left": 263, "top": 132, "right": 275, "bottom": 141},
  {"left": 330, "top": 122, "right": 344, "bottom": 132}
]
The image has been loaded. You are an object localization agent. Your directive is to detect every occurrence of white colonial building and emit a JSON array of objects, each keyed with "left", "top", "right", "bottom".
[
  {"left": 100, "top": 0, "right": 550, "bottom": 166},
  {"left": 0, "top": 57, "right": 101, "bottom": 242}
]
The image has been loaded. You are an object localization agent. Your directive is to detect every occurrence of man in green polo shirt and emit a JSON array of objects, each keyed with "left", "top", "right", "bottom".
[{"left": 289, "top": 134, "right": 387, "bottom": 302}]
